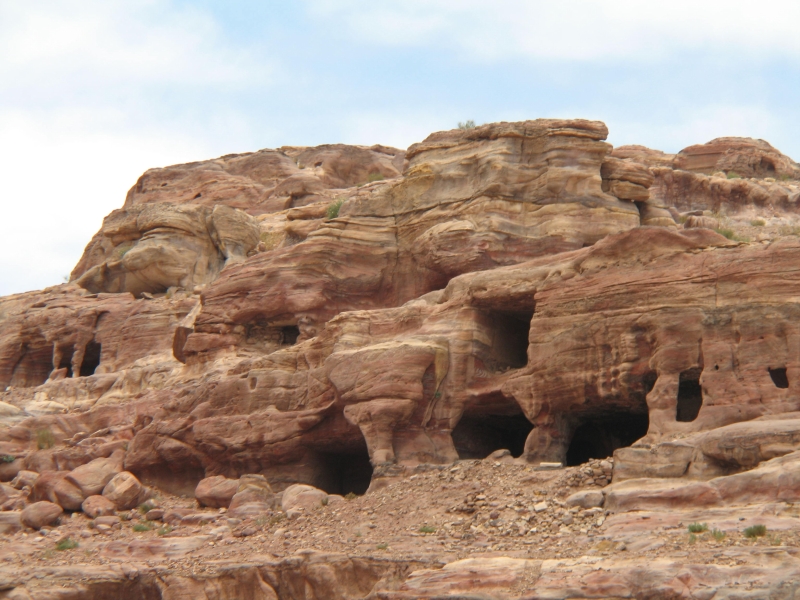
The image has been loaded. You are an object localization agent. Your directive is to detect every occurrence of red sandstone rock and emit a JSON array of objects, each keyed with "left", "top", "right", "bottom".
[
  {"left": 81, "top": 494, "right": 117, "bottom": 518},
  {"left": 20, "top": 500, "right": 62, "bottom": 529},
  {"left": 195, "top": 475, "right": 239, "bottom": 509},
  {"left": 102, "top": 471, "right": 149, "bottom": 510},
  {"left": 281, "top": 484, "right": 328, "bottom": 514},
  {"left": 66, "top": 450, "right": 124, "bottom": 498}
]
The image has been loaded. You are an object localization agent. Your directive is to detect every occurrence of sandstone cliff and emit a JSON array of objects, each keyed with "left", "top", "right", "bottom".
[{"left": 2, "top": 120, "right": 800, "bottom": 598}]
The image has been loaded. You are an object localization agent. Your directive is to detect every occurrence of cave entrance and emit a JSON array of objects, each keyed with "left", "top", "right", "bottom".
[
  {"left": 80, "top": 341, "right": 101, "bottom": 376},
  {"left": 481, "top": 310, "right": 534, "bottom": 371},
  {"left": 677, "top": 368, "right": 703, "bottom": 422},
  {"left": 566, "top": 411, "right": 649, "bottom": 466},
  {"left": 453, "top": 412, "right": 534, "bottom": 459},
  {"left": 281, "top": 325, "right": 300, "bottom": 345},
  {"left": 314, "top": 447, "right": 373, "bottom": 496},
  {"left": 769, "top": 367, "right": 789, "bottom": 389},
  {"left": 57, "top": 346, "right": 74, "bottom": 378}
]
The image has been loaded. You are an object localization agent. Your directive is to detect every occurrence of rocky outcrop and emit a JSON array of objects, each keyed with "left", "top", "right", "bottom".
[{"left": 5, "top": 120, "right": 800, "bottom": 597}]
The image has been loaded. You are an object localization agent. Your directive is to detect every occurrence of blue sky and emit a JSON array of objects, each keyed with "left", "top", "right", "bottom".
[{"left": 1, "top": 0, "right": 799, "bottom": 295}]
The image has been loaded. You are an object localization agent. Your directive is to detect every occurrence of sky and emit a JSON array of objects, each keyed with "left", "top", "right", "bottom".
[{"left": 1, "top": 0, "right": 799, "bottom": 295}]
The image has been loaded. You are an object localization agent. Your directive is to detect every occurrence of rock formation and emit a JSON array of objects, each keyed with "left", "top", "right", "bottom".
[{"left": 2, "top": 119, "right": 800, "bottom": 598}]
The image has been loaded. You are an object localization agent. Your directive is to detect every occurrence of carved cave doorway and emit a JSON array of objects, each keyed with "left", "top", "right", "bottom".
[
  {"left": 453, "top": 412, "right": 534, "bottom": 459},
  {"left": 566, "top": 411, "right": 649, "bottom": 466},
  {"left": 314, "top": 445, "right": 373, "bottom": 497}
]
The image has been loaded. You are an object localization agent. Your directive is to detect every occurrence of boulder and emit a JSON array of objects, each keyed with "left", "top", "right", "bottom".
[
  {"left": 11, "top": 470, "right": 39, "bottom": 490},
  {"left": 565, "top": 490, "right": 605, "bottom": 509},
  {"left": 281, "top": 484, "right": 328, "bottom": 514},
  {"left": 53, "top": 477, "right": 85, "bottom": 511},
  {"left": 102, "top": 471, "right": 150, "bottom": 510},
  {"left": 21, "top": 501, "right": 63, "bottom": 530},
  {"left": 195, "top": 475, "right": 239, "bottom": 509},
  {"left": 228, "top": 474, "right": 274, "bottom": 518},
  {"left": 0, "top": 511, "right": 22, "bottom": 534},
  {"left": 31, "top": 471, "right": 70, "bottom": 503},
  {"left": 66, "top": 450, "right": 124, "bottom": 498},
  {"left": 81, "top": 494, "right": 117, "bottom": 518}
]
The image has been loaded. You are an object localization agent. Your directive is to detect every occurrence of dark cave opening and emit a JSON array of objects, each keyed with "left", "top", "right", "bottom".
[
  {"left": 483, "top": 310, "right": 534, "bottom": 371},
  {"left": 566, "top": 411, "right": 649, "bottom": 466},
  {"left": 453, "top": 412, "right": 534, "bottom": 459},
  {"left": 769, "top": 367, "right": 789, "bottom": 389},
  {"left": 314, "top": 447, "right": 373, "bottom": 496},
  {"left": 79, "top": 341, "right": 102, "bottom": 377},
  {"left": 58, "top": 346, "right": 74, "bottom": 378},
  {"left": 677, "top": 368, "right": 703, "bottom": 422},
  {"left": 281, "top": 325, "right": 300, "bottom": 345}
]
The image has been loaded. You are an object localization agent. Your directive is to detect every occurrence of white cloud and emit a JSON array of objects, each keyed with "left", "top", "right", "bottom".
[
  {"left": 0, "top": 0, "right": 264, "bottom": 88},
  {"left": 305, "top": 0, "right": 800, "bottom": 63},
  {"left": 0, "top": 1, "right": 268, "bottom": 295},
  {"left": 0, "top": 108, "right": 213, "bottom": 296}
]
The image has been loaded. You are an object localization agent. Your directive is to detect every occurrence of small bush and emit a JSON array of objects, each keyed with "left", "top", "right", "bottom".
[
  {"left": 743, "top": 524, "right": 767, "bottom": 538},
  {"left": 132, "top": 522, "right": 153, "bottom": 532},
  {"left": 376, "top": 543, "right": 388, "bottom": 550},
  {"left": 344, "top": 492, "right": 357, "bottom": 501},
  {"left": 326, "top": 198, "right": 344, "bottom": 220},
  {"left": 419, "top": 525, "right": 436, "bottom": 534},
  {"left": 321, "top": 496, "right": 329, "bottom": 507},
  {"left": 712, "top": 528, "right": 726, "bottom": 541},
  {"left": 727, "top": 171, "right": 741, "bottom": 179},
  {"left": 367, "top": 172, "right": 385, "bottom": 183},
  {"left": 269, "top": 514, "right": 286, "bottom": 526},
  {"left": 56, "top": 538, "right": 78, "bottom": 551},
  {"left": 688, "top": 533, "right": 697, "bottom": 544},
  {"left": 779, "top": 226, "right": 800, "bottom": 237},
  {"left": 157, "top": 525, "right": 173, "bottom": 536},
  {"left": 37, "top": 428, "right": 55, "bottom": 450},
  {"left": 715, "top": 228, "right": 750, "bottom": 242},
  {"left": 138, "top": 501, "right": 156, "bottom": 515},
  {"left": 458, "top": 120, "right": 476, "bottom": 130},
  {"left": 688, "top": 522, "right": 708, "bottom": 534},
  {"left": 2, "top": 455, "right": 15, "bottom": 463},
  {"left": 750, "top": 219, "right": 766, "bottom": 227}
]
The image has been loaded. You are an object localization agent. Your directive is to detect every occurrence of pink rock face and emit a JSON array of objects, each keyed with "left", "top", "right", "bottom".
[
  {"left": 673, "top": 137, "right": 800, "bottom": 179},
  {"left": 102, "top": 471, "right": 149, "bottom": 510},
  {"left": 81, "top": 494, "right": 117, "bottom": 518},
  {"left": 281, "top": 484, "right": 328, "bottom": 514},
  {"left": 20, "top": 500, "right": 63, "bottom": 530},
  {"left": 195, "top": 475, "right": 239, "bottom": 509}
]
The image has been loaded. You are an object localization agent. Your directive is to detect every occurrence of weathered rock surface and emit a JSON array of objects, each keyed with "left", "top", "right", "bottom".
[
  {"left": 102, "top": 471, "right": 149, "bottom": 510},
  {"left": 3, "top": 121, "right": 800, "bottom": 597},
  {"left": 20, "top": 500, "right": 62, "bottom": 529}
]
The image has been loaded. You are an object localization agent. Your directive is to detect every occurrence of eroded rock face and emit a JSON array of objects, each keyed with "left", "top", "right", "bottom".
[{"left": 4, "top": 120, "right": 800, "bottom": 597}]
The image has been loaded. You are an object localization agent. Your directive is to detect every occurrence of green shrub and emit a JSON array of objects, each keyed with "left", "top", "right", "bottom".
[
  {"left": 419, "top": 525, "right": 436, "bottom": 534},
  {"left": 326, "top": 198, "right": 344, "bottom": 220},
  {"left": 1, "top": 455, "right": 15, "bottom": 463},
  {"left": 458, "top": 120, "right": 476, "bottom": 130},
  {"left": 344, "top": 492, "right": 357, "bottom": 501},
  {"left": 132, "top": 522, "right": 153, "bottom": 532},
  {"left": 56, "top": 538, "right": 78, "bottom": 551},
  {"left": 743, "top": 524, "right": 767, "bottom": 538},
  {"left": 157, "top": 525, "right": 173, "bottom": 536},
  {"left": 688, "top": 522, "right": 708, "bottom": 534},
  {"left": 750, "top": 219, "right": 766, "bottom": 227},
  {"left": 321, "top": 496, "right": 329, "bottom": 507},
  {"left": 138, "top": 501, "right": 156, "bottom": 515},
  {"left": 715, "top": 228, "right": 750, "bottom": 242},
  {"left": 376, "top": 543, "right": 388, "bottom": 550},
  {"left": 36, "top": 428, "right": 55, "bottom": 450},
  {"left": 367, "top": 172, "right": 385, "bottom": 183},
  {"left": 712, "top": 528, "right": 726, "bottom": 541},
  {"left": 727, "top": 171, "right": 741, "bottom": 179}
]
